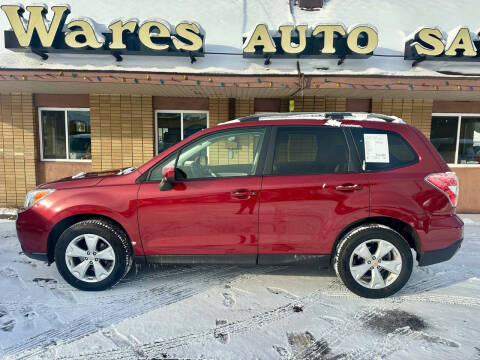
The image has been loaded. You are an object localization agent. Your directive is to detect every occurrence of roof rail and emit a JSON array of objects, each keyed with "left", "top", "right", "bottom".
[{"left": 218, "top": 112, "right": 405, "bottom": 125}]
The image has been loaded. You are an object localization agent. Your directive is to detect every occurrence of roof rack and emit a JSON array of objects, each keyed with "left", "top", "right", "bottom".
[{"left": 218, "top": 112, "right": 405, "bottom": 125}]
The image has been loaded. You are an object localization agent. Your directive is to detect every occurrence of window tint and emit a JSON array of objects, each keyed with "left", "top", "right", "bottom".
[
  {"left": 272, "top": 127, "right": 352, "bottom": 175},
  {"left": 41, "top": 109, "right": 91, "bottom": 160},
  {"left": 458, "top": 117, "right": 480, "bottom": 164},
  {"left": 176, "top": 129, "right": 265, "bottom": 180},
  {"left": 156, "top": 112, "right": 208, "bottom": 154},
  {"left": 352, "top": 128, "right": 418, "bottom": 171},
  {"left": 157, "top": 113, "right": 181, "bottom": 153},
  {"left": 41, "top": 110, "right": 66, "bottom": 159},
  {"left": 430, "top": 116, "right": 459, "bottom": 164},
  {"left": 67, "top": 111, "right": 91, "bottom": 160}
]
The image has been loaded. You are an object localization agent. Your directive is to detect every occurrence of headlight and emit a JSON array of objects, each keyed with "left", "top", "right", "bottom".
[{"left": 24, "top": 189, "right": 55, "bottom": 209}]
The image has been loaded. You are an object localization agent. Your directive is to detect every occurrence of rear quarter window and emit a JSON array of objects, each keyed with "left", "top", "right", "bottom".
[{"left": 351, "top": 128, "right": 418, "bottom": 171}]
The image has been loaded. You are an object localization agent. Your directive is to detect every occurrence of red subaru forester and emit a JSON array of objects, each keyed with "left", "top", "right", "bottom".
[{"left": 16, "top": 113, "right": 463, "bottom": 298}]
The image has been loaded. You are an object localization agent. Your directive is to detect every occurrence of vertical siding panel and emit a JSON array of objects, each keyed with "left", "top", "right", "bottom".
[
  {"left": 90, "top": 95, "right": 102, "bottom": 171},
  {"left": 110, "top": 94, "right": 122, "bottom": 168},
  {"left": 0, "top": 93, "right": 35, "bottom": 207},
  {"left": 0, "top": 95, "right": 6, "bottom": 206},
  {"left": 100, "top": 95, "right": 112, "bottom": 170},
  {"left": 141, "top": 95, "right": 154, "bottom": 161},
  {"left": 120, "top": 95, "right": 132, "bottom": 167},
  {"left": 22, "top": 94, "right": 36, "bottom": 192},
  {"left": 131, "top": 95, "right": 143, "bottom": 166}
]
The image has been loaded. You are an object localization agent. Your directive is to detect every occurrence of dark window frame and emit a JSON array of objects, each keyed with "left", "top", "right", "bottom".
[
  {"left": 38, "top": 107, "right": 91, "bottom": 162},
  {"left": 143, "top": 126, "right": 272, "bottom": 183},
  {"left": 350, "top": 127, "right": 419, "bottom": 172},
  {"left": 263, "top": 125, "right": 361, "bottom": 177},
  {"left": 155, "top": 110, "right": 209, "bottom": 155},
  {"left": 431, "top": 113, "right": 480, "bottom": 166}
]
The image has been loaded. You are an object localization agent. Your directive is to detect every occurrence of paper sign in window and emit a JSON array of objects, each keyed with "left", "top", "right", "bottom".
[{"left": 364, "top": 133, "right": 389, "bottom": 163}]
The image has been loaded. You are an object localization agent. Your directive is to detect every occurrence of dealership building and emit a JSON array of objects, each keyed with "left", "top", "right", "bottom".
[{"left": 0, "top": 0, "right": 480, "bottom": 212}]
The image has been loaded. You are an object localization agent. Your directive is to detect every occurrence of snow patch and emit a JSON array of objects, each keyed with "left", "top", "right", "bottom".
[
  {"left": 0, "top": 208, "right": 18, "bottom": 215},
  {"left": 462, "top": 218, "right": 479, "bottom": 225},
  {"left": 325, "top": 119, "right": 342, "bottom": 127}
]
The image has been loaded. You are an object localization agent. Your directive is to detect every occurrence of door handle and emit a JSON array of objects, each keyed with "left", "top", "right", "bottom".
[
  {"left": 335, "top": 184, "right": 363, "bottom": 192},
  {"left": 231, "top": 189, "right": 257, "bottom": 199}
]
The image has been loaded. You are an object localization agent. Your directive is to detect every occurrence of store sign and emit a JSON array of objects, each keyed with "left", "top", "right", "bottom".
[
  {"left": 242, "top": 24, "right": 378, "bottom": 58},
  {"left": 1, "top": 4, "right": 204, "bottom": 57},
  {"left": 3, "top": 4, "right": 479, "bottom": 64},
  {"left": 405, "top": 27, "right": 480, "bottom": 61}
]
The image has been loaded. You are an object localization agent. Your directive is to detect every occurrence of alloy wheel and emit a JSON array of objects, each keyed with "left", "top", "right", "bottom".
[
  {"left": 349, "top": 239, "right": 402, "bottom": 289},
  {"left": 65, "top": 234, "right": 116, "bottom": 282}
]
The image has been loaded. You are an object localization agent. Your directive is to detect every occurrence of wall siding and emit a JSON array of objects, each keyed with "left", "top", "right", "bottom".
[
  {"left": 209, "top": 98, "right": 230, "bottom": 126},
  {"left": 235, "top": 98, "right": 255, "bottom": 118},
  {"left": 372, "top": 98, "right": 433, "bottom": 138},
  {"left": 292, "top": 96, "right": 347, "bottom": 112},
  {"left": 90, "top": 94, "right": 154, "bottom": 171},
  {"left": 0, "top": 93, "right": 36, "bottom": 207}
]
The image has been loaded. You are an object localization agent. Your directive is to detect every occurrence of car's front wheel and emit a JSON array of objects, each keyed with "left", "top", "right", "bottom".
[
  {"left": 55, "top": 219, "right": 133, "bottom": 291},
  {"left": 334, "top": 224, "right": 413, "bottom": 298}
]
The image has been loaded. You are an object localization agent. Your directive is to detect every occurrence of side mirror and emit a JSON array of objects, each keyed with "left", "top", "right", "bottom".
[{"left": 159, "top": 164, "right": 176, "bottom": 191}]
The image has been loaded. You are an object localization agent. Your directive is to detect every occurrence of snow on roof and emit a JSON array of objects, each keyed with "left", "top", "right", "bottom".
[{"left": 1, "top": 0, "right": 480, "bottom": 76}]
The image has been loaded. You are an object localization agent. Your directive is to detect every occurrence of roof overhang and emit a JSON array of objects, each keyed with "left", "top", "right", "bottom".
[{"left": 1, "top": 70, "right": 480, "bottom": 101}]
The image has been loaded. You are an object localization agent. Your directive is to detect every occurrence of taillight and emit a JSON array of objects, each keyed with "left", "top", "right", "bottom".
[{"left": 424, "top": 172, "right": 459, "bottom": 207}]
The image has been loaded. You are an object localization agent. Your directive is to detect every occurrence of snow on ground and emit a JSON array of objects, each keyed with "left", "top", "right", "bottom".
[
  {"left": 0, "top": 208, "right": 17, "bottom": 216},
  {"left": 0, "top": 216, "right": 479, "bottom": 360}
]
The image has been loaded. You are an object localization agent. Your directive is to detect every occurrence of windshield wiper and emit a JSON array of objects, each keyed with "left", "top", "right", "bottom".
[{"left": 117, "top": 166, "right": 138, "bottom": 175}]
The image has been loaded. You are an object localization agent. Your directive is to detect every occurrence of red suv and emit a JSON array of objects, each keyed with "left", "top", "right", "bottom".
[{"left": 16, "top": 113, "right": 463, "bottom": 298}]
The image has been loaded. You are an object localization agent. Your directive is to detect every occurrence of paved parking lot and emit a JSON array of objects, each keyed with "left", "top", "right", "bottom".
[{"left": 0, "top": 216, "right": 479, "bottom": 359}]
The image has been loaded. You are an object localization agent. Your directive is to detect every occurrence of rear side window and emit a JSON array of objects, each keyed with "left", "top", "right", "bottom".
[
  {"left": 271, "top": 126, "right": 357, "bottom": 175},
  {"left": 351, "top": 128, "right": 418, "bottom": 171}
]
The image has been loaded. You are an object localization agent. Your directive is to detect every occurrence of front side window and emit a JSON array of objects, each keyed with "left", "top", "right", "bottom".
[
  {"left": 148, "top": 152, "right": 177, "bottom": 182},
  {"left": 431, "top": 115, "right": 480, "bottom": 165},
  {"left": 272, "top": 126, "right": 353, "bottom": 175},
  {"left": 176, "top": 128, "right": 265, "bottom": 180},
  {"left": 156, "top": 111, "right": 208, "bottom": 154},
  {"left": 40, "top": 109, "right": 91, "bottom": 161}
]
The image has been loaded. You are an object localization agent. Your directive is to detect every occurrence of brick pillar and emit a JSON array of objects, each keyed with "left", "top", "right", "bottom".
[
  {"left": 209, "top": 98, "right": 230, "bottom": 126},
  {"left": 0, "top": 93, "right": 36, "bottom": 207},
  {"left": 372, "top": 98, "right": 433, "bottom": 138},
  {"left": 90, "top": 94, "right": 154, "bottom": 171}
]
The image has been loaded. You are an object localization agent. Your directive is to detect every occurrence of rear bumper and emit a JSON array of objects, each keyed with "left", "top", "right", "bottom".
[{"left": 418, "top": 238, "right": 463, "bottom": 266}]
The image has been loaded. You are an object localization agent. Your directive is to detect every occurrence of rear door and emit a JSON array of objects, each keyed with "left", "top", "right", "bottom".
[{"left": 258, "top": 125, "right": 370, "bottom": 258}]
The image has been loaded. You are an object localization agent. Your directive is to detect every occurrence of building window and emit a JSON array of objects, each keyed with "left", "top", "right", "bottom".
[
  {"left": 155, "top": 110, "right": 208, "bottom": 154},
  {"left": 431, "top": 114, "right": 480, "bottom": 165},
  {"left": 39, "top": 108, "right": 91, "bottom": 161}
]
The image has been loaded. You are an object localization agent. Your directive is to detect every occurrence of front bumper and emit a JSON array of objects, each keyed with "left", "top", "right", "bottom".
[
  {"left": 21, "top": 245, "right": 48, "bottom": 262},
  {"left": 418, "top": 238, "right": 463, "bottom": 266},
  {"left": 16, "top": 207, "right": 51, "bottom": 256}
]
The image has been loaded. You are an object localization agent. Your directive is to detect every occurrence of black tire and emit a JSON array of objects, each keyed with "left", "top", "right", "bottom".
[
  {"left": 55, "top": 219, "right": 133, "bottom": 291},
  {"left": 334, "top": 224, "right": 413, "bottom": 298}
]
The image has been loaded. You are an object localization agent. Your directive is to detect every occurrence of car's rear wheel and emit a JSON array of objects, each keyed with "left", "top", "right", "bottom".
[
  {"left": 334, "top": 224, "right": 413, "bottom": 298},
  {"left": 55, "top": 219, "right": 133, "bottom": 291}
]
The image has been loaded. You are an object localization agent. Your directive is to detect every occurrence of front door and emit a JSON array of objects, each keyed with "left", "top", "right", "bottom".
[
  {"left": 137, "top": 127, "right": 267, "bottom": 258},
  {"left": 259, "top": 126, "right": 370, "bottom": 257}
]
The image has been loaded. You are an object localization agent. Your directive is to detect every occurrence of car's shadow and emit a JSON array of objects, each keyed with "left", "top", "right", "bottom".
[{"left": 120, "top": 254, "right": 480, "bottom": 300}]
